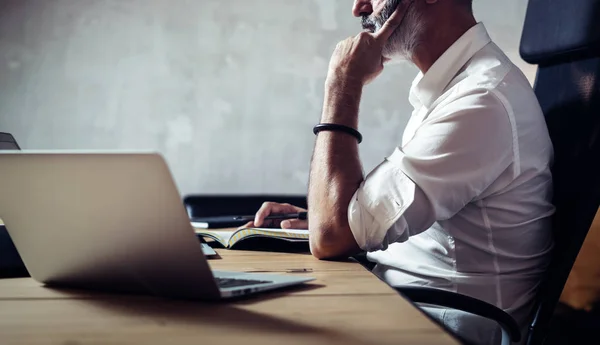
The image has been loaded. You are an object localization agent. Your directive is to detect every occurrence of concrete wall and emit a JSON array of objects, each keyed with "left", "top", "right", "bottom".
[{"left": 0, "top": 0, "right": 536, "bottom": 196}]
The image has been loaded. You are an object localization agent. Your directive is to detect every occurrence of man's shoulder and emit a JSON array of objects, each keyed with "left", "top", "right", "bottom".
[
  {"left": 461, "top": 43, "right": 535, "bottom": 98},
  {"left": 439, "top": 44, "right": 540, "bottom": 118}
]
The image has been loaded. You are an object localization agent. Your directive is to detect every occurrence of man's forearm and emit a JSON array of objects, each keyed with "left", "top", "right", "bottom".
[
  {"left": 306, "top": 4, "right": 406, "bottom": 257},
  {"left": 308, "top": 78, "right": 364, "bottom": 259}
]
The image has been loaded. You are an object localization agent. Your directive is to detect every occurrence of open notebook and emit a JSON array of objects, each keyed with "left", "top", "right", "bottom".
[{"left": 194, "top": 227, "right": 309, "bottom": 249}]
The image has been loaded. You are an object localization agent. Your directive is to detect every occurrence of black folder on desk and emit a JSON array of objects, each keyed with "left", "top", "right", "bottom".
[{"left": 190, "top": 216, "right": 249, "bottom": 229}]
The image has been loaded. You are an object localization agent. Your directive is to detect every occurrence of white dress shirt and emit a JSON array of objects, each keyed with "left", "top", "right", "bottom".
[{"left": 348, "top": 23, "right": 555, "bottom": 344}]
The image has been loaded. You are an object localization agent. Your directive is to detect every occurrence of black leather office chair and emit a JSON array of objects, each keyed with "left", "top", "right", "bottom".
[
  {"left": 183, "top": 194, "right": 307, "bottom": 218},
  {"left": 396, "top": 1, "right": 600, "bottom": 344}
]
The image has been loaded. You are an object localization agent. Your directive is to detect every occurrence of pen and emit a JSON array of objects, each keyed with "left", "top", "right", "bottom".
[{"left": 234, "top": 212, "right": 308, "bottom": 221}]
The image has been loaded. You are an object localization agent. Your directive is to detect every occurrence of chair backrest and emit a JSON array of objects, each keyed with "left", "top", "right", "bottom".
[
  {"left": 519, "top": 1, "right": 600, "bottom": 344},
  {"left": 183, "top": 194, "right": 307, "bottom": 218}
]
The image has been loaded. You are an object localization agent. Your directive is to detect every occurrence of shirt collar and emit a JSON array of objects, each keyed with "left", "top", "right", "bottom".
[{"left": 409, "top": 22, "right": 492, "bottom": 109}]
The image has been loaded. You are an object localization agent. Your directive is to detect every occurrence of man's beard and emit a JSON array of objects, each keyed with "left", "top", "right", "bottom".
[{"left": 361, "top": 0, "right": 424, "bottom": 62}]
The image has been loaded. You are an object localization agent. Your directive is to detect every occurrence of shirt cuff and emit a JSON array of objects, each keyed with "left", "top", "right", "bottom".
[{"left": 347, "top": 159, "right": 416, "bottom": 252}]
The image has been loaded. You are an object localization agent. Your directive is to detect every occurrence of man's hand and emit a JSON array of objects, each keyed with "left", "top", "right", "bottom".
[
  {"left": 242, "top": 202, "right": 308, "bottom": 230},
  {"left": 327, "top": 0, "right": 412, "bottom": 86}
]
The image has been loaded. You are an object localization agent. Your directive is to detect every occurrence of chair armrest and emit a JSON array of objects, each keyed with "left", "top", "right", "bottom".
[{"left": 396, "top": 286, "right": 521, "bottom": 343}]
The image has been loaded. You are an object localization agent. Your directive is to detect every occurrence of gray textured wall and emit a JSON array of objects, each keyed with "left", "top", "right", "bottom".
[{"left": 0, "top": 0, "right": 536, "bottom": 196}]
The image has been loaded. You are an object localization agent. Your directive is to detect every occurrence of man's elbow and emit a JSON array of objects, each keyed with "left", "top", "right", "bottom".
[
  {"left": 309, "top": 238, "right": 336, "bottom": 260},
  {"left": 308, "top": 221, "right": 360, "bottom": 260}
]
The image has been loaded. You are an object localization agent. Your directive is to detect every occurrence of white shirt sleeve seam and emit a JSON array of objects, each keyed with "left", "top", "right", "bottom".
[{"left": 490, "top": 88, "right": 520, "bottom": 177}]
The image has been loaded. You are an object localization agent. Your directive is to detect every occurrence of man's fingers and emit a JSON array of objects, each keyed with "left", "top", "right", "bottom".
[
  {"left": 238, "top": 221, "right": 255, "bottom": 230},
  {"left": 281, "top": 219, "right": 309, "bottom": 230},
  {"left": 254, "top": 202, "right": 299, "bottom": 227},
  {"left": 254, "top": 202, "right": 280, "bottom": 226},
  {"left": 374, "top": 0, "right": 414, "bottom": 44}
]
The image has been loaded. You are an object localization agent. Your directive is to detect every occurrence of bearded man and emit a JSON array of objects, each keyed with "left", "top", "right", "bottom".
[{"left": 249, "top": 1, "right": 555, "bottom": 343}]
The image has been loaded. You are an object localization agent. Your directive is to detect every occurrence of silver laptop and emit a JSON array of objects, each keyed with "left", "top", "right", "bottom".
[{"left": 0, "top": 151, "right": 314, "bottom": 300}]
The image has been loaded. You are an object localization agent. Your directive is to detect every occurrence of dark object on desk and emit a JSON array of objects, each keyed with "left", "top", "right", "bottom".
[
  {"left": 183, "top": 194, "right": 307, "bottom": 219},
  {"left": 396, "top": 2, "right": 600, "bottom": 344},
  {"left": 0, "top": 132, "right": 28, "bottom": 279},
  {"left": 236, "top": 212, "right": 308, "bottom": 221},
  {"left": 191, "top": 212, "right": 308, "bottom": 229},
  {"left": 190, "top": 216, "right": 249, "bottom": 229}
]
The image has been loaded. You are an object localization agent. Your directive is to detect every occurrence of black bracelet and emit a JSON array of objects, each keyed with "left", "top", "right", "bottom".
[{"left": 313, "top": 123, "right": 363, "bottom": 144}]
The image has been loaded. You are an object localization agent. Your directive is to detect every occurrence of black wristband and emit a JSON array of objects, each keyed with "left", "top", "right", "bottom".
[{"left": 313, "top": 123, "right": 363, "bottom": 144}]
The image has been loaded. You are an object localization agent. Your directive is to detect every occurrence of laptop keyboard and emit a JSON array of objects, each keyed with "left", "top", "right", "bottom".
[{"left": 215, "top": 277, "right": 272, "bottom": 288}]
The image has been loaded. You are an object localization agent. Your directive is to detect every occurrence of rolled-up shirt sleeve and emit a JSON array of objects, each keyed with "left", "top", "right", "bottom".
[
  {"left": 348, "top": 89, "right": 515, "bottom": 252},
  {"left": 348, "top": 161, "right": 416, "bottom": 251}
]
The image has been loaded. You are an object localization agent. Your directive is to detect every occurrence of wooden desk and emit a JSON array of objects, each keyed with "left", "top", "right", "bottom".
[{"left": 0, "top": 248, "right": 460, "bottom": 345}]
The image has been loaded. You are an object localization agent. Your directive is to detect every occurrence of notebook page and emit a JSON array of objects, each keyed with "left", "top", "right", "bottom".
[
  {"left": 194, "top": 230, "right": 236, "bottom": 247},
  {"left": 228, "top": 228, "right": 309, "bottom": 246}
]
